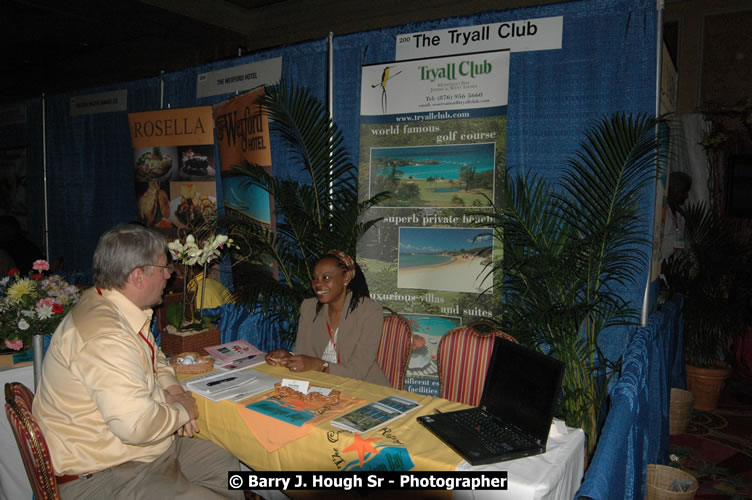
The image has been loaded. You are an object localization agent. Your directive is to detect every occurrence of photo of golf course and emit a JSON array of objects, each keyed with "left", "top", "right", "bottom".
[{"left": 369, "top": 143, "right": 495, "bottom": 208}]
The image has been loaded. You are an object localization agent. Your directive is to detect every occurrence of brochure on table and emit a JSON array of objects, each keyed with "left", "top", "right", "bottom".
[
  {"left": 203, "top": 340, "right": 264, "bottom": 365},
  {"left": 184, "top": 367, "right": 280, "bottom": 402},
  {"left": 331, "top": 395, "right": 422, "bottom": 433}
]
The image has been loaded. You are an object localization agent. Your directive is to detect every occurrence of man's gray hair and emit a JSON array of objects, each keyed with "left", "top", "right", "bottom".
[{"left": 92, "top": 223, "right": 168, "bottom": 289}]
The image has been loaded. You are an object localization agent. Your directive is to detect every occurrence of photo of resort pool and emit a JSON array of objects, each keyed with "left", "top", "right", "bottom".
[
  {"left": 397, "top": 227, "right": 493, "bottom": 294},
  {"left": 222, "top": 175, "right": 272, "bottom": 224},
  {"left": 401, "top": 313, "right": 462, "bottom": 397},
  {"left": 369, "top": 143, "right": 495, "bottom": 208}
]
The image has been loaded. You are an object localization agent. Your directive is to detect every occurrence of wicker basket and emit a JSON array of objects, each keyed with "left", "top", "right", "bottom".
[
  {"left": 170, "top": 352, "right": 214, "bottom": 374},
  {"left": 645, "top": 464, "right": 698, "bottom": 500},
  {"left": 161, "top": 327, "right": 220, "bottom": 357},
  {"left": 669, "top": 388, "right": 695, "bottom": 435}
]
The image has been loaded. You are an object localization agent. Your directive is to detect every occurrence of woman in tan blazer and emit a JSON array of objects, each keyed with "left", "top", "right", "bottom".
[{"left": 265, "top": 250, "right": 390, "bottom": 386}]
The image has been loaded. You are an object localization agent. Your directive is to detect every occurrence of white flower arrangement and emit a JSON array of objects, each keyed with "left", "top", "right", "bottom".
[
  {"left": 166, "top": 233, "right": 234, "bottom": 329},
  {"left": 167, "top": 233, "right": 231, "bottom": 267}
]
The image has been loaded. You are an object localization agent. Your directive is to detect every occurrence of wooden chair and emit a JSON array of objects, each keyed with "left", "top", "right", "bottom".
[
  {"left": 4, "top": 382, "right": 61, "bottom": 499},
  {"left": 436, "top": 322, "right": 517, "bottom": 406},
  {"left": 377, "top": 308, "right": 414, "bottom": 390}
]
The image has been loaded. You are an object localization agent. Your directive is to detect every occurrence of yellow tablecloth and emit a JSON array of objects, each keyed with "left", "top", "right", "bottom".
[{"left": 183, "top": 363, "right": 469, "bottom": 472}]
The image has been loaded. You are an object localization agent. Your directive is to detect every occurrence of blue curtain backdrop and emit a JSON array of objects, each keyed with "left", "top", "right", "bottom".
[{"left": 43, "top": 78, "right": 161, "bottom": 280}]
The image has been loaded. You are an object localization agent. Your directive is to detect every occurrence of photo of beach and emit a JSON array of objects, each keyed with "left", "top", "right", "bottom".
[
  {"left": 369, "top": 143, "right": 495, "bottom": 208},
  {"left": 401, "top": 313, "right": 462, "bottom": 397},
  {"left": 397, "top": 227, "right": 493, "bottom": 294}
]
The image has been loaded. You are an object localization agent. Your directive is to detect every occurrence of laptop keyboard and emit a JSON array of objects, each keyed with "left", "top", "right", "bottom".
[{"left": 448, "top": 409, "right": 532, "bottom": 453}]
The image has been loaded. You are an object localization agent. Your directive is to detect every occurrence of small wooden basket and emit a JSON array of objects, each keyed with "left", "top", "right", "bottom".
[
  {"left": 645, "top": 464, "right": 698, "bottom": 500},
  {"left": 170, "top": 351, "right": 214, "bottom": 374}
]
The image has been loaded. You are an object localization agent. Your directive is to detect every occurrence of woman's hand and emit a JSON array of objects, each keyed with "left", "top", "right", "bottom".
[
  {"left": 285, "top": 354, "right": 324, "bottom": 373},
  {"left": 265, "top": 349, "right": 292, "bottom": 366}
]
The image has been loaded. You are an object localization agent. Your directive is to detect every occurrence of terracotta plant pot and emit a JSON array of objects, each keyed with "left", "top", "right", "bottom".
[{"left": 685, "top": 363, "right": 731, "bottom": 412}]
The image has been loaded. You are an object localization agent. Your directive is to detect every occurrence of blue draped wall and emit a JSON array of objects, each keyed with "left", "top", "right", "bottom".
[
  {"left": 4, "top": 1, "right": 668, "bottom": 497},
  {"left": 578, "top": 294, "right": 686, "bottom": 499}
]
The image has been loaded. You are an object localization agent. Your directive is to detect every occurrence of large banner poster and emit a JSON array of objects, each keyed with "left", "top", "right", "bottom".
[
  {"left": 213, "top": 87, "right": 273, "bottom": 225},
  {"left": 357, "top": 50, "right": 509, "bottom": 396},
  {"left": 128, "top": 106, "right": 217, "bottom": 237}
]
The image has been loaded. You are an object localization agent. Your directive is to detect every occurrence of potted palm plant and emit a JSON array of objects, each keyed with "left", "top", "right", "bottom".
[
  {"left": 476, "top": 113, "right": 667, "bottom": 459},
  {"left": 222, "top": 81, "right": 389, "bottom": 345},
  {"left": 661, "top": 202, "right": 752, "bottom": 411}
]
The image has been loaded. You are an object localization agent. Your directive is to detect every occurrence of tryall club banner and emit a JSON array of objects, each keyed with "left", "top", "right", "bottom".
[
  {"left": 357, "top": 50, "right": 509, "bottom": 396},
  {"left": 213, "top": 87, "right": 273, "bottom": 225},
  {"left": 128, "top": 106, "right": 217, "bottom": 238},
  {"left": 395, "top": 16, "right": 562, "bottom": 60}
]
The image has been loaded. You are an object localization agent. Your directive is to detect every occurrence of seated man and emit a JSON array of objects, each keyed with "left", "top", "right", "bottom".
[{"left": 32, "top": 223, "right": 242, "bottom": 499}]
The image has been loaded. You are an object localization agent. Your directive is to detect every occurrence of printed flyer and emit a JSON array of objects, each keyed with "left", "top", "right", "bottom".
[{"left": 357, "top": 50, "right": 509, "bottom": 395}]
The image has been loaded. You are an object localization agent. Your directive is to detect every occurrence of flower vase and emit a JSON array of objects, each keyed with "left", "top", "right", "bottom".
[{"left": 33, "top": 334, "right": 44, "bottom": 388}]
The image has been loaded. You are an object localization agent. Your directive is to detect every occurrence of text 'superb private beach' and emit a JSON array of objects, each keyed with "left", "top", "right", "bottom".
[{"left": 397, "top": 227, "right": 493, "bottom": 293}]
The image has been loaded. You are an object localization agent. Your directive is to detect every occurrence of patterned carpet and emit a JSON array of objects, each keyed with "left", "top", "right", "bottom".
[{"left": 668, "top": 375, "right": 752, "bottom": 499}]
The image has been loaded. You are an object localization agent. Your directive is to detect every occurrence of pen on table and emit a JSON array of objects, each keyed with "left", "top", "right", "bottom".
[{"left": 206, "top": 377, "right": 237, "bottom": 387}]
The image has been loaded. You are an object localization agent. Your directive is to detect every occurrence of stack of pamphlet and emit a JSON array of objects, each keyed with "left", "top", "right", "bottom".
[
  {"left": 203, "top": 340, "right": 266, "bottom": 371},
  {"left": 330, "top": 395, "right": 422, "bottom": 433},
  {"left": 184, "top": 367, "right": 280, "bottom": 403}
]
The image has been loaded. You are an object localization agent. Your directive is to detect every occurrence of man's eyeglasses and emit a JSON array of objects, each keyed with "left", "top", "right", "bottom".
[{"left": 144, "top": 264, "right": 175, "bottom": 275}]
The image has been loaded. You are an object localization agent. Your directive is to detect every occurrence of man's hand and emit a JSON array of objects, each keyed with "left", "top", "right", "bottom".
[
  {"left": 164, "top": 386, "right": 200, "bottom": 437},
  {"left": 177, "top": 419, "right": 200, "bottom": 437},
  {"left": 170, "top": 391, "right": 199, "bottom": 420},
  {"left": 164, "top": 385, "right": 199, "bottom": 421}
]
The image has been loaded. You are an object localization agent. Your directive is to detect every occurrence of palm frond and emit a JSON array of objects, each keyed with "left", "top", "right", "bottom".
[
  {"left": 221, "top": 80, "right": 391, "bottom": 343},
  {"left": 485, "top": 113, "right": 666, "bottom": 457}
]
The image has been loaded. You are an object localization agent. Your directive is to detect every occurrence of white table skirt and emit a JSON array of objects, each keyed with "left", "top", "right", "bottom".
[
  {"left": 0, "top": 364, "right": 35, "bottom": 500},
  {"left": 454, "top": 426, "right": 585, "bottom": 500}
]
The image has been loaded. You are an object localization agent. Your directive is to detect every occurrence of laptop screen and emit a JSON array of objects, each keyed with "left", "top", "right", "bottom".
[{"left": 480, "top": 338, "right": 565, "bottom": 445}]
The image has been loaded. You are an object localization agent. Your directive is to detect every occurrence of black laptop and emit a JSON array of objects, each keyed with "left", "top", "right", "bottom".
[{"left": 417, "top": 338, "right": 565, "bottom": 466}]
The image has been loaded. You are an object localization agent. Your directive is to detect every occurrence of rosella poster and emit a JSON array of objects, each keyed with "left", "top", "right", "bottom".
[{"left": 128, "top": 106, "right": 217, "bottom": 235}]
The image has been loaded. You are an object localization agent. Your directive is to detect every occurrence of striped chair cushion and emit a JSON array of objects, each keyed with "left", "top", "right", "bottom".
[
  {"left": 437, "top": 326, "right": 517, "bottom": 406},
  {"left": 377, "top": 313, "right": 413, "bottom": 390},
  {"left": 5, "top": 383, "right": 60, "bottom": 499}
]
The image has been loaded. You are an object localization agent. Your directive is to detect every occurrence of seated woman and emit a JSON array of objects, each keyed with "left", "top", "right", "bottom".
[{"left": 266, "top": 249, "right": 390, "bottom": 386}]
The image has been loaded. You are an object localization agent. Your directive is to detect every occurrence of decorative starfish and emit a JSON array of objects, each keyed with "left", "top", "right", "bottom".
[
  {"left": 282, "top": 398, "right": 319, "bottom": 412},
  {"left": 342, "top": 434, "right": 382, "bottom": 466}
]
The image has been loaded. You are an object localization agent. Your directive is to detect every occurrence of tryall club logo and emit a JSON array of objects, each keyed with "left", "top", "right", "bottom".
[
  {"left": 419, "top": 60, "right": 493, "bottom": 83},
  {"left": 371, "top": 66, "right": 403, "bottom": 114},
  {"left": 329, "top": 428, "right": 414, "bottom": 471}
]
